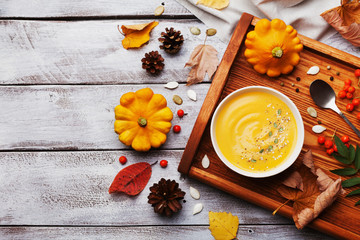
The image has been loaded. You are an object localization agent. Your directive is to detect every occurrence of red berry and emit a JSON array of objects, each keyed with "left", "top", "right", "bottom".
[
  {"left": 355, "top": 69, "right": 360, "bottom": 77},
  {"left": 324, "top": 140, "right": 333, "bottom": 149},
  {"left": 317, "top": 136, "right": 325, "bottom": 145},
  {"left": 177, "top": 109, "right": 185, "bottom": 118},
  {"left": 160, "top": 159, "right": 168, "bottom": 168},
  {"left": 343, "top": 85, "right": 350, "bottom": 92},
  {"left": 326, "top": 148, "right": 334, "bottom": 155},
  {"left": 346, "top": 103, "right": 354, "bottom": 112},
  {"left": 338, "top": 90, "right": 346, "bottom": 99},
  {"left": 333, "top": 144, "right": 338, "bottom": 152},
  {"left": 173, "top": 125, "right": 181, "bottom": 133},
  {"left": 346, "top": 143, "right": 350, "bottom": 148},
  {"left": 352, "top": 98, "right": 360, "bottom": 106},
  {"left": 357, "top": 112, "right": 360, "bottom": 120},
  {"left": 341, "top": 135, "right": 350, "bottom": 143},
  {"left": 348, "top": 86, "right": 356, "bottom": 94},
  {"left": 345, "top": 79, "right": 352, "bottom": 86},
  {"left": 119, "top": 156, "right": 127, "bottom": 165},
  {"left": 346, "top": 92, "right": 353, "bottom": 99}
]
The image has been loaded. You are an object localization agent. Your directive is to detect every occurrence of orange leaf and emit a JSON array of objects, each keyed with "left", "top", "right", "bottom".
[
  {"left": 277, "top": 150, "right": 343, "bottom": 229},
  {"left": 321, "top": 1, "right": 360, "bottom": 47},
  {"left": 184, "top": 44, "right": 219, "bottom": 86},
  {"left": 120, "top": 21, "right": 159, "bottom": 49}
]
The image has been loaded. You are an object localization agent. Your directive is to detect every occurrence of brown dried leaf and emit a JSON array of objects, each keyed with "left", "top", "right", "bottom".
[
  {"left": 185, "top": 44, "right": 219, "bottom": 86},
  {"left": 316, "top": 168, "right": 346, "bottom": 194},
  {"left": 277, "top": 151, "right": 343, "bottom": 229},
  {"left": 282, "top": 171, "right": 303, "bottom": 191},
  {"left": 303, "top": 150, "right": 315, "bottom": 174},
  {"left": 321, "top": 1, "right": 360, "bottom": 47}
]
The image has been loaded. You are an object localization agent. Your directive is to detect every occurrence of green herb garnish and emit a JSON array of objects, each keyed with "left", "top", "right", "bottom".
[
  {"left": 279, "top": 127, "right": 283, "bottom": 132},
  {"left": 330, "top": 135, "right": 360, "bottom": 206},
  {"left": 274, "top": 123, "right": 277, "bottom": 128},
  {"left": 274, "top": 139, "right": 278, "bottom": 144},
  {"left": 277, "top": 109, "right": 282, "bottom": 115},
  {"left": 251, "top": 159, "right": 257, "bottom": 163},
  {"left": 259, "top": 149, "right": 264, "bottom": 154},
  {"left": 269, "top": 131, "right": 273, "bottom": 137},
  {"left": 268, "top": 145, "right": 273, "bottom": 151}
]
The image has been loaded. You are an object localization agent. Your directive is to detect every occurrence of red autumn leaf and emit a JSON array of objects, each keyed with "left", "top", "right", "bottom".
[{"left": 109, "top": 162, "right": 152, "bottom": 196}]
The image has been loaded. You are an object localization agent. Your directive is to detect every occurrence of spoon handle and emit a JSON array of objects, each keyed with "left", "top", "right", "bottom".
[{"left": 339, "top": 112, "right": 360, "bottom": 138}]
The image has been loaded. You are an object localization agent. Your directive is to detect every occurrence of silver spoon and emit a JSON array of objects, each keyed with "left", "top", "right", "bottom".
[{"left": 310, "top": 79, "right": 360, "bottom": 138}]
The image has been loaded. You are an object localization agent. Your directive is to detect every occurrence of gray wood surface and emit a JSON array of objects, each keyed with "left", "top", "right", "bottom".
[{"left": 1, "top": 0, "right": 355, "bottom": 239}]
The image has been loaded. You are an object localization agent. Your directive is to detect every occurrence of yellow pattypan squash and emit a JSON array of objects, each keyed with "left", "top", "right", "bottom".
[
  {"left": 114, "top": 88, "right": 173, "bottom": 151},
  {"left": 244, "top": 18, "right": 303, "bottom": 77}
]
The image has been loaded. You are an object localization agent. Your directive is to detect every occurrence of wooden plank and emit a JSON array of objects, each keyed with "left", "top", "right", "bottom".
[
  {"left": 0, "top": 84, "right": 212, "bottom": 150},
  {"left": 0, "top": 20, "right": 226, "bottom": 85},
  {"left": 0, "top": 225, "right": 334, "bottom": 240},
  {"left": 178, "top": 14, "right": 360, "bottom": 239},
  {"left": 0, "top": 0, "right": 191, "bottom": 18},
  {"left": 0, "top": 150, "right": 292, "bottom": 225}
]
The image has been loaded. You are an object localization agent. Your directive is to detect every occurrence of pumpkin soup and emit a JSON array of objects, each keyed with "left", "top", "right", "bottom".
[{"left": 214, "top": 91, "right": 297, "bottom": 172}]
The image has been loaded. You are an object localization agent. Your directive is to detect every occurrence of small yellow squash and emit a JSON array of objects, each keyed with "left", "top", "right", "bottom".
[
  {"left": 244, "top": 18, "right": 303, "bottom": 77},
  {"left": 114, "top": 88, "right": 173, "bottom": 151}
]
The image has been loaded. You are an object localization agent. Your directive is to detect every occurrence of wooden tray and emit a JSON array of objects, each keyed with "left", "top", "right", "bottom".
[{"left": 178, "top": 13, "right": 360, "bottom": 239}]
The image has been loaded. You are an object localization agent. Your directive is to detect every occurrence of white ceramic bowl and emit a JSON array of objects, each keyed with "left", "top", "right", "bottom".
[{"left": 210, "top": 86, "right": 304, "bottom": 178}]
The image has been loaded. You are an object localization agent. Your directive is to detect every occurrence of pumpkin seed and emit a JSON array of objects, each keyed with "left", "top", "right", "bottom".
[
  {"left": 154, "top": 5, "right": 164, "bottom": 16},
  {"left": 274, "top": 123, "right": 278, "bottom": 128},
  {"left": 277, "top": 109, "right": 282, "bottom": 115},
  {"left": 190, "top": 27, "right": 201, "bottom": 35},
  {"left": 268, "top": 145, "right": 273, "bottom": 151},
  {"left": 269, "top": 131, "right": 273, "bottom": 137},
  {"left": 307, "top": 107, "right": 317, "bottom": 118},
  {"left": 206, "top": 28, "right": 217, "bottom": 36},
  {"left": 190, "top": 186, "right": 200, "bottom": 200},
  {"left": 312, "top": 125, "right": 326, "bottom": 133},
  {"left": 187, "top": 89, "right": 197, "bottom": 101},
  {"left": 173, "top": 95, "right": 183, "bottom": 105},
  {"left": 193, "top": 203, "right": 203, "bottom": 215},
  {"left": 201, "top": 154, "right": 210, "bottom": 169},
  {"left": 274, "top": 138, "right": 279, "bottom": 144},
  {"left": 307, "top": 66, "right": 320, "bottom": 75},
  {"left": 251, "top": 159, "right": 257, "bottom": 163},
  {"left": 259, "top": 149, "right": 264, "bottom": 153},
  {"left": 164, "top": 81, "right": 179, "bottom": 89}
]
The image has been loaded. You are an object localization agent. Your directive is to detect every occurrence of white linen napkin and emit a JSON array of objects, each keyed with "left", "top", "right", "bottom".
[{"left": 175, "top": 0, "right": 340, "bottom": 44}]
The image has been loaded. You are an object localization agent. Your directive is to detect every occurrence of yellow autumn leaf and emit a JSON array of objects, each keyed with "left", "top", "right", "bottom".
[
  {"left": 120, "top": 21, "right": 159, "bottom": 49},
  {"left": 196, "top": 0, "right": 229, "bottom": 10},
  {"left": 209, "top": 211, "right": 239, "bottom": 240}
]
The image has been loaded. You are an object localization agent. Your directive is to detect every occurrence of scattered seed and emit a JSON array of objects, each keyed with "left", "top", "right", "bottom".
[
  {"left": 193, "top": 203, "right": 203, "bottom": 215},
  {"left": 187, "top": 89, "right": 197, "bottom": 101},
  {"left": 274, "top": 138, "right": 279, "bottom": 144},
  {"left": 296, "top": 88, "right": 299, "bottom": 93},
  {"left": 336, "top": 72, "right": 340, "bottom": 76},
  {"left": 307, "top": 66, "right": 320, "bottom": 75},
  {"left": 164, "top": 81, "right": 179, "bottom": 89},
  {"left": 318, "top": 120, "right": 322, "bottom": 124},
  {"left": 291, "top": 83, "right": 295, "bottom": 87},
  {"left": 327, "top": 65, "right": 331, "bottom": 70},
  {"left": 173, "top": 95, "right": 183, "bottom": 105},
  {"left": 201, "top": 154, "right": 210, "bottom": 169},
  {"left": 330, "top": 76, "right": 334, "bottom": 81},
  {"left": 307, "top": 107, "right": 317, "bottom": 118},
  {"left": 190, "top": 186, "right": 200, "bottom": 200},
  {"left": 280, "top": 82, "right": 284, "bottom": 86},
  {"left": 154, "top": 5, "right": 165, "bottom": 16},
  {"left": 206, "top": 28, "right": 217, "bottom": 36},
  {"left": 296, "top": 77, "right": 301, "bottom": 81},
  {"left": 312, "top": 125, "right": 326, "bottom": 133},
  {"left": 190, "top": 27, "right": 201, "bottom": 35}
]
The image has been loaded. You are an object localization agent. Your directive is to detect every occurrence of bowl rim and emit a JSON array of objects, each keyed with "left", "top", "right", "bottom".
[{"left": 210, "top": 86, "right": 304, "bottom": 178}]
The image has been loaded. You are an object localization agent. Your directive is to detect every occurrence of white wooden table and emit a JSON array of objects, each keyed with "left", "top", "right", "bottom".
[{"left": 1, "top": 1, "right": 359, "bottom": 239}]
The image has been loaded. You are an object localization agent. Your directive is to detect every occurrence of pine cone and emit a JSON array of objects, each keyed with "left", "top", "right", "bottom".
[
  {"left": 158, "top": 28, "right": 184, "bottom": 54},
  {"left": 141, "top": 51, "right": 164, "bottom": 74},
  {"left": 147, "top": 178, "right": 186, "bottom": 217}
]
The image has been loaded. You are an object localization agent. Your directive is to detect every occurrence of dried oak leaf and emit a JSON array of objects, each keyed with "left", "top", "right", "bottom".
[
  {"left": 282, "top": 171, "right": 303, "bottom": 191},
  {"left": 120, "top": 21, "right": 159, "bottom": 49},
  {"left": 185, "top": 44, "right": 219, "bottom": 86},
  {"left": 208, "top": 211, "right": 239, "bottom": 240},
  {"left": 196, "top": 0, "right": 229, "bottom": 10},
  {"left": 109, "top": 162, "right": 152, "bottom": 196},
  {"left": 277, "top": 150, "right": 343, "bottom": 229},
  {"left": 321, "top": 0, "right": 360, "bottom": 47}
]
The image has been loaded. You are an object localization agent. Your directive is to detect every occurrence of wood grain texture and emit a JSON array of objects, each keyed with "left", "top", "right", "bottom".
[
  {"left": 0, "top": 84, "right": 211, "bottom": 150},
  {"left": 0, "top": 150, "right": 293, "bottom": 225},
  {"left": 0, "top": 20, "right": 226, "bottom": 85},
  {"left": 179, "top": 15, "right": 360, "bottom": 240},
  {"left": 0, "top": 225, "right": 334, "bottom": 240},
  {"left": 0, "top": 0, "right": 191, "bottom": 18}
]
